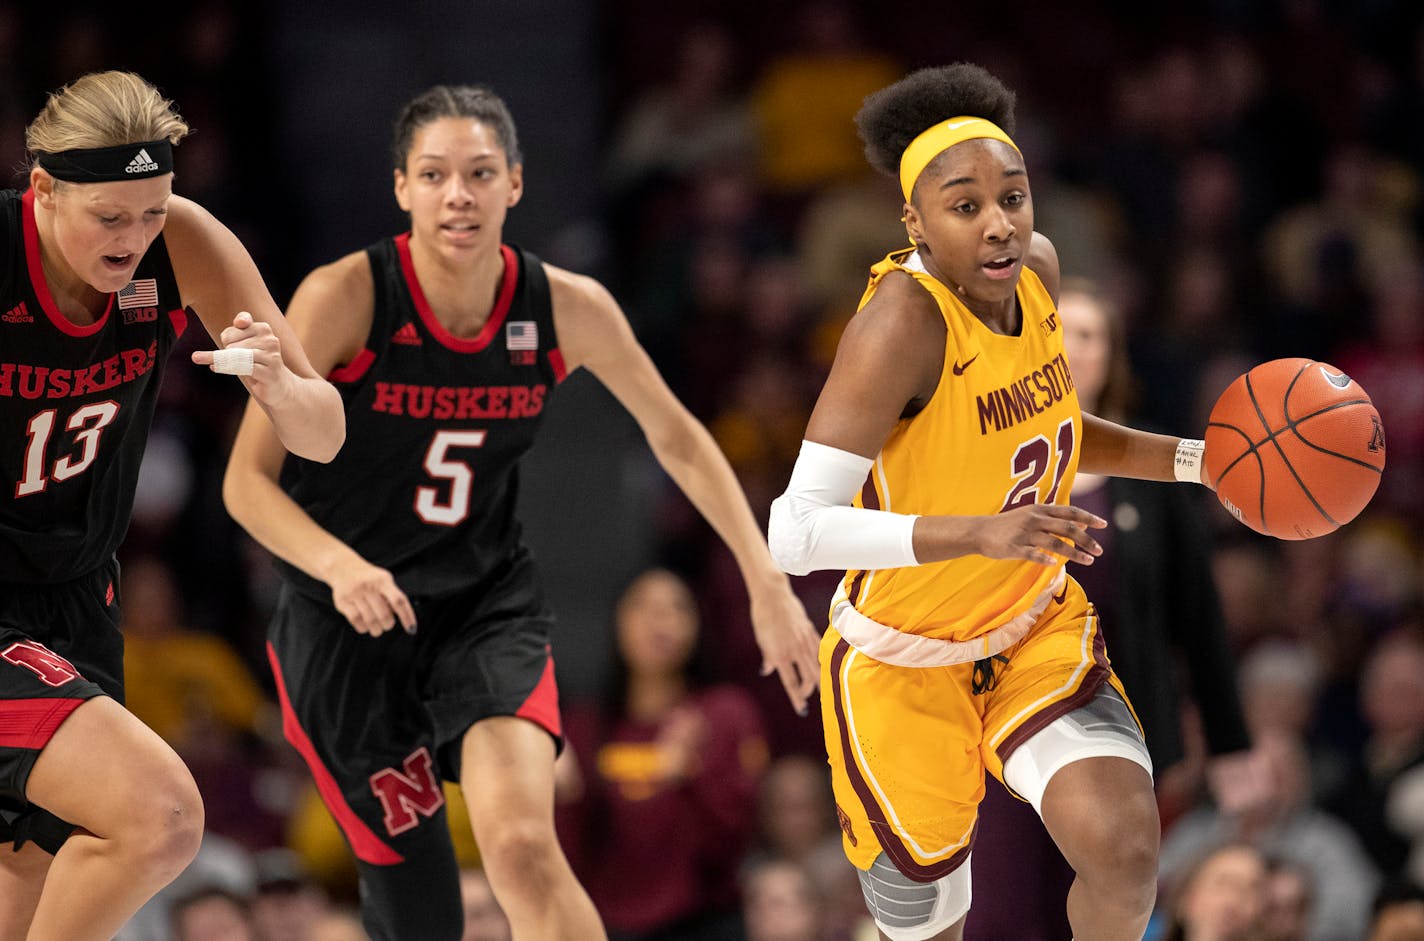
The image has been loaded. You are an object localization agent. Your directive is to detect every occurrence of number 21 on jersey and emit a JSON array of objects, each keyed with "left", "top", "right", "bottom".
[{"left": 999, "top": 417, "right": 1075, "bottom": 512}]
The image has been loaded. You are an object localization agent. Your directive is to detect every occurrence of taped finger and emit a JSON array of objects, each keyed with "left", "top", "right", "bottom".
[{"left": 211, "top": 347, "right": 255, "bottom": 376}]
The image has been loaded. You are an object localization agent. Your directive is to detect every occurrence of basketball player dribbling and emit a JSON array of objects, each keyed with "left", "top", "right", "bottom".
[
  {"left": 768, "top": 63, "right": 1221, "bottom": 941},
  {"left": 0, "top": 71, "right": 345, "bottom": 941},
  {"left": 222, "top": 85, "right": 821, "bottom": 941}
]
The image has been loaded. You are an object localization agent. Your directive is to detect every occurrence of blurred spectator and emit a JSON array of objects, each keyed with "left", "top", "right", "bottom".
[
  {"left": 1262, "top": 143, "right": 1420, "bottom": 356},
  {"left": 1261, "top": 859, "right": 1315, "bottom": 941},
  {"left": 751, "top": 755, "right": 839, "bottom": 866},
  {"left": 1326, "top": 629, "right": 1424, "bottom": 880},
  {"left": 1367, "top": 881, "right": 1424, "bottom": 941},
  {"left": 308, "top": 909, "right": 369, "bottom": 941},
  {"left": 120, "top": 552, "right": 288, "bottom": 850},
  {"left": 1332, "top": 263, "right": 1424, "bottom": 525},
  {"left": 170, "top": 886, "right": 258, "bottom": 941},
  {"left": 741, "top": 857, "right": 823, "bottom": 941},
  {"left": 1159, "top": 732, "right": 1378, "bottom": 941},
  {"left": 459, "top": 868, "right": 512, "bottom": 941},
  {"left": 605, "top": 21, "right": 756, "bottom": 196},
  {"left": 120, "top": 554, "right": 274, "bottom": 749},
  {"left": 248, "top": 849, "right": 330, "bottom": 941},
  {"left": 749, "top": 0, "right": 899, "bottom": 200},
  {"left": 1159, "top": 842, "right": 1269, "bottom": 941},
  {"left": 556, "top": 568, "right": 768, "bottom": 940}
]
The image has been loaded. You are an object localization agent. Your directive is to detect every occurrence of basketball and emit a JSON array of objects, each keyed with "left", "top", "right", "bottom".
[{"left": 1203, "top": 358, "right": 1385, "bottom": 539}]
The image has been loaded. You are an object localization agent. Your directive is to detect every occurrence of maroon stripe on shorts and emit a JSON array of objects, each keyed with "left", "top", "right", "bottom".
[
  {"left": 829, "top": 639, "right": 969, "bottom": 883},
  {"left": 994, "top": 617, "right": 1111, "bottom": 764}
]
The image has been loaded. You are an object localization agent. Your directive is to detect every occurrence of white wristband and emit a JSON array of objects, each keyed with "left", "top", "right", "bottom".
[
  {"left": 211, "top": 347, "right": 255, "bottom": 376},
  {"left": 1174, "top": 438, "right": 1205, "bottom": 484}
]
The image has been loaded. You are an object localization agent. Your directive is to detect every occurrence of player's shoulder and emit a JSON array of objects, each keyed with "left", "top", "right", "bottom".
[
  {"left": 303, "top": 249, "right": 374, "bottom": 296},
  {"left": 849, "top": 268, "right": 942, "bottom": 346},
  {"left": 1025, "top": 232, "right": 1060, "bottom": 301}
]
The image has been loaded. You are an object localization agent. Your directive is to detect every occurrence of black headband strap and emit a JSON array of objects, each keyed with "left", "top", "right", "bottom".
[{"left": 35, "top": 140, "right": 173, "bottom": 182}]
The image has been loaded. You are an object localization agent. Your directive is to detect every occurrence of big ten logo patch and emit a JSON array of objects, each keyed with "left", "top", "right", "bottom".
[
  {"left": 122, "top": 307, "right": 159, "bottom": 325},
  {"left": 1039, "top": 311, "right": 1058, "bottom": 336},
  {"left": 369, "top": 746, "right": 445, "bottom": 836}
]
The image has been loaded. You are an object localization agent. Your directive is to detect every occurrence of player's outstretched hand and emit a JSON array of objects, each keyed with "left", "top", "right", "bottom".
[
  {"left": 974, "top": 504, "right": 1106, "bottom": 566},
  {"left": 327, "top": 555, "right": 417, "bottom": 637},
  {"left": 749, "top": 578, "right": 822, "bottom": 716},
  {"left": 191, "top": 311, "right": 294, "bottom": 405}
]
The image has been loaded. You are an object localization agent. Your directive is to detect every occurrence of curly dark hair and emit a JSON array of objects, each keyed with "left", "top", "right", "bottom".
[{"left": 855, "top": 63, "right": 1017, "bottom": 186}]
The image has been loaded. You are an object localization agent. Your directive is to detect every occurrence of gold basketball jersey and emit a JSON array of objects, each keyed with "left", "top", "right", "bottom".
[{"left": 841, "top": 248, "right": 1080, "bottom": 642}]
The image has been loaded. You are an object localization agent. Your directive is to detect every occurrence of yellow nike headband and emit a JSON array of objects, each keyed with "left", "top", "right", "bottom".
[{"left": 898, "top": 116, "right": 1021, "bottom": 202}]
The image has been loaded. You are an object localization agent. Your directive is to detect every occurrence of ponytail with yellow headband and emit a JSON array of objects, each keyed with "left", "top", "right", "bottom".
[{"left": 898, "top": 116, "right": 1020, "bottom": 202}]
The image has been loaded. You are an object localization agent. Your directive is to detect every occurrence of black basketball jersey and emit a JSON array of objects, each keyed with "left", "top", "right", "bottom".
[
  {"left": 0, "top": 189, "right": 187, "bottom": 583},
  {"left": 277, "top": 235, "right": 564, "bottom": 600}
]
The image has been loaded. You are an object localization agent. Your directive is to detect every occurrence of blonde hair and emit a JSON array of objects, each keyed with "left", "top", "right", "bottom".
[{"left": 25, "top": 71, "right": 189, "bottom": 159}]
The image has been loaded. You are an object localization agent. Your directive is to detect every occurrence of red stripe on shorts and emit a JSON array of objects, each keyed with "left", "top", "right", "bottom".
[
  {"left": 265, "top": 642, "right": 403, "bottom": 865},
  {"left": 515, "top": 647, "right": 561, "bottom": 737},
  {"left": 0, "top": 697, "right": 85, "bottom": 749}
]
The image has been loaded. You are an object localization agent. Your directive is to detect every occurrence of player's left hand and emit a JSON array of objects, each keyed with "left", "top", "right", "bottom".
[
  {"left": 749, "top": 577, "right": 822, "bottom": 715},
  {"left": 191, "top": 311, "right": 295, "bottom": 405}
]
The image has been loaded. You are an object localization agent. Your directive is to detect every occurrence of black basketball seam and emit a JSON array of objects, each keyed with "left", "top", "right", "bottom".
[
  {"left": 1206, "top": 421, "right": 1260, "bottom": 482},
  {"left": 1286, "top": 401, "right": 1384, "bottom": 474},
  {"left": 1259, "top": 362, "right": 1340, "bottom": 530}
]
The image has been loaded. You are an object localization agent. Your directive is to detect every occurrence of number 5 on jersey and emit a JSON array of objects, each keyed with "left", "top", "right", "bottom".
[{"left": 415, "top": 429, "right": 487, "bottom": 526}]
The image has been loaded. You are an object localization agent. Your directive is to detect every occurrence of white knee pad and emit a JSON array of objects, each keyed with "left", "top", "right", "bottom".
[
  {"left": 856, "top": 852, "right": 971, "bottom": 941},
  {"left": 1002, "top": 684, "right": 1153, "bottom": 815}
]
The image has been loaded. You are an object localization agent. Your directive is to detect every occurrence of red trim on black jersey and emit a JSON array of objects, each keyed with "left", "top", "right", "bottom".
[
  {"left": 266, "top": 643, "right": 403, "bottom": 865},
  {"left": 329, "top": 348, "right": 376, "bottom": 384},
  {"left": 168, "top": 306, "right": 188, "bottom": 337},
  {"left": 22, "top": 189, "right": 114, "bottom": 337},
  {"left": 514, "top": 647, "right": 562, "bottom": 737},
  {"left": 548, "top": 348, "right": 567, "bottom": 383},
  {"left": 395, "top": 234, "right": 518, "bottom": 353},
  {"left": 0, "top": 696, "right": 85, "bottom": 749}
]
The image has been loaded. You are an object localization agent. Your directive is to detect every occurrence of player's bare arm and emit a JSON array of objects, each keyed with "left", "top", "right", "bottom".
[
  {"left": 1078, "top": 413, "right": 1188, "bottom": 483},
  {"left": 550, "top": 265, "right": 821, "bottom": 711},
  {"left": 222, "top": 256, "right": 415, "bottom": 636},
  {"left": 163, "top": 196, "right": 344, "bottom": 462}
]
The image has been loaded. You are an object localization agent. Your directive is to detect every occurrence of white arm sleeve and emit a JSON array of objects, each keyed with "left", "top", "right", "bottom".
[{"left": 768, "top": 440, "right": 920, "bottom": 576}]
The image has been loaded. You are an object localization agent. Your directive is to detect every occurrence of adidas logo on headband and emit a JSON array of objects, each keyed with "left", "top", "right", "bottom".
[{"left": 125, "top": 148, "right": 159, "bottom": 174}]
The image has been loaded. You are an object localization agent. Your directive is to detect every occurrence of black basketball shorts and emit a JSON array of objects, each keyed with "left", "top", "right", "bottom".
[
  {"left": 265, "top": 548, "right": 561, "bottom": 868},
  {"left": 0, "top": 560, "right": 121, "bottom": 852}
]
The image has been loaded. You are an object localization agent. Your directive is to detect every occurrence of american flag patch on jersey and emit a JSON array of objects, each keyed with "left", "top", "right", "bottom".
[
  {"left": 506, "top": 321, "right": 538, "bottom": 350},
  {"left": 117, "top": 278, "right": 158, "bottom": 309}
]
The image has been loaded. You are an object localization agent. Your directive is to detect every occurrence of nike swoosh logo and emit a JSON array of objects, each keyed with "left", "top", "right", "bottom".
[
  {"left": 1320, "top": 367, "right": 1352, "bottom": 389},
  {"left": 951, "top": 354, "right": 979, "bottom": 376},
  {"left": 1052, "top": 585, "right": 1069, "bottom": 605}
]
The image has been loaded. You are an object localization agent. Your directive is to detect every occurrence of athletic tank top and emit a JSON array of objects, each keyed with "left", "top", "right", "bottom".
[
  {"left": 0, "top": 189, "right": 188, "bottom": 583},
  {"left": 276, "top": 235, "right": 564, "bottom": 600},
  {"left": 841, "top": 247, "right": 1080, "bottom": 642}
]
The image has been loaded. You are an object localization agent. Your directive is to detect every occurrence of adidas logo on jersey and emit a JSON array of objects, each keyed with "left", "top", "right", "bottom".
[
  {"left": 2, "top": 301, "right": 32, "bottom": 323},
  {"left": 125, "top": 148, "right": 159, "bottom": 174},
  {"left": 391, "top": 322, "right": 422, "bottom": 345}
]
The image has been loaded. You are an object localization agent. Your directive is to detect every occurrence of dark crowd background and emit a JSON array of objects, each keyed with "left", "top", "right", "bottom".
[{"left": 6, "top": 2, "right": 1424, "bottom": 939}]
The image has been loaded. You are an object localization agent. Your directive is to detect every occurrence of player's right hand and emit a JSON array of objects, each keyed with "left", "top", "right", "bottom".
[
  {"left": 327, "top": 556, "right": 417, "bottom": 636},
  {"left": 973, "top": 504, "right": 1106, "bottom": 566}
]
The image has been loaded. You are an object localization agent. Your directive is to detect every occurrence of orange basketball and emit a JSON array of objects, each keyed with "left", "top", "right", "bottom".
[{"left": 1204, "top": 358, "right": 1386, "bottom": 540}]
